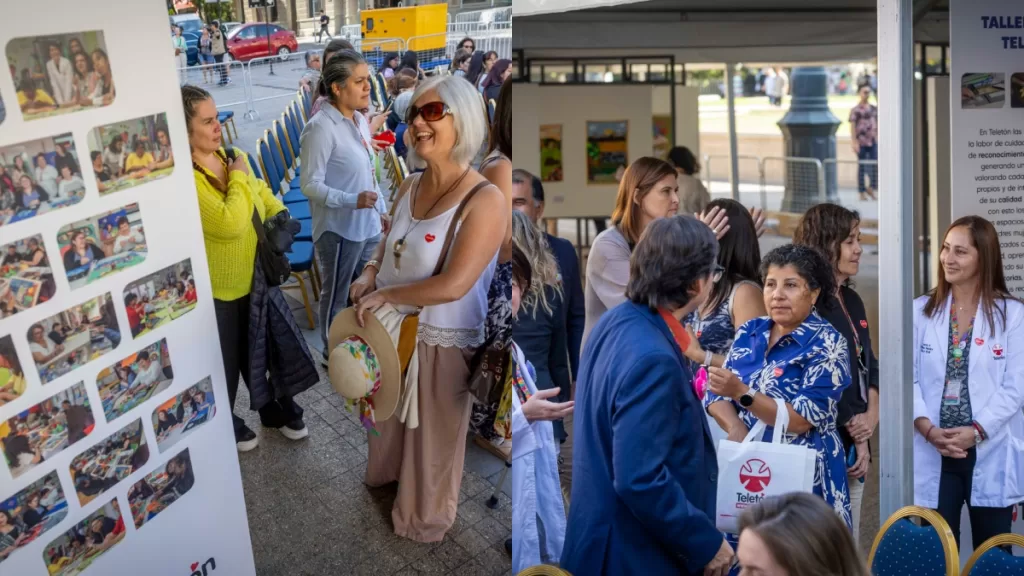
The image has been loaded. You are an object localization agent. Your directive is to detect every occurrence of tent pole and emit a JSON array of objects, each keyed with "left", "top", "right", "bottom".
[
  {"left": 725, "top": 62, "right": 740, "bottom": 200},
  {"left": 877, "top": 0, "right": 915, "bottom": 520}
]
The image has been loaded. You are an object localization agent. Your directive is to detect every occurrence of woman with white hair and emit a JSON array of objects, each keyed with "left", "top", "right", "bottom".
[{"left": 350, "top": 75, "right": 507, "bottom": 542}]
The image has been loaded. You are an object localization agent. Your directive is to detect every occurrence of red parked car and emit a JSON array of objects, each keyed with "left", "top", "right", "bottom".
[{"left": 224, "top": 23, "right": 299, "bottom": 62}]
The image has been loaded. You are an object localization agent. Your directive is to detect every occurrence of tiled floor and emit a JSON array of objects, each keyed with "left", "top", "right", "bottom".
[{"left": 234, "top": 347, "right": 512, "bottom": 576}]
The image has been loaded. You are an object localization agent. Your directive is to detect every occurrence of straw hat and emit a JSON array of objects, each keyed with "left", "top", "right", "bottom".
[{"left": 327, "top": 308, "right": 400, "bottom": 424}]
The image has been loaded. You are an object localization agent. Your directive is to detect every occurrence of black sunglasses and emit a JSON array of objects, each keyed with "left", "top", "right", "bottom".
[{"left": 407, "top": 101, "right": 452, "bottom": 124}]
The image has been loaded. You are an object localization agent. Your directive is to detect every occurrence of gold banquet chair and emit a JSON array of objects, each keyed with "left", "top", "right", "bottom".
[
  {"left": 867, "top": 506, "right": 959, "bottom": 576},
  {"left": 962, "top": 533, "right": 1024, "bottom": 575},
  {"left": 515, "top": 566, "right": 573, "bottom": 576}
]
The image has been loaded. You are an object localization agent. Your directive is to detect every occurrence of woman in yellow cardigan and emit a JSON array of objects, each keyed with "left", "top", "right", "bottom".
[{"left": 182, "top": 85, "right": 308, "bottom": 452}]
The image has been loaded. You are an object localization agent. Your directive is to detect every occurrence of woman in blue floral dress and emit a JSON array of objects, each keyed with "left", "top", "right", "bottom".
[{"left": 706, "top": 244, "right": 853, "bottom": 527}]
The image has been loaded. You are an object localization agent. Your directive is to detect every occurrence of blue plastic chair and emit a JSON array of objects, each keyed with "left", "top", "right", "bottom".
[
  {"left": 283, "top": 111, "right": 302, "bottom": 177},
  {"left": 257, "top": 137, "right": 281, "bottom": 195},
  {"left": 218, "top": 110, "right": 238, "bottom": 144},
  {"left": 291, "top": 100, "right": 306, "bottom": 130},
  {"left": 302, "top": 90, "right": 312, "bottom": 120},
  {"left": 963, "top": 534, "right": 1024, "bottom": 576},
  {"left": 263, "top": 130, "right": 290, "bottom": 192},
  {"left": 285, "top": 201, "right": 311, "bottom": 221},
  {"left": 246, "top": 150, "right": 262, "bottom": 181},
  {"left": 281, "top": 241, "right": 316, "bottom": 329},
  {"left": 274, "top": 120, "right": 296, "bottom": 175},
  {"left": 295, "top": 218, "right": 312, "bottom": 242},
  {"left": 267, "top": 128, "right": 299, "bottom": 190},
  {"left": 868, "top": 506, "right": 958, "bottom": 576}
]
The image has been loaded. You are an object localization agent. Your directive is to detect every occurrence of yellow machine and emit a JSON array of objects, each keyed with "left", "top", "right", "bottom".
[{"left": 361, "top": 4, "right": 447, "bottom": 55}]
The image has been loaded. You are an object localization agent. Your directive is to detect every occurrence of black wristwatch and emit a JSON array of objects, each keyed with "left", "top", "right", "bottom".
[{"left": 739, "top": 388, "right": 758, "bottom": 408}]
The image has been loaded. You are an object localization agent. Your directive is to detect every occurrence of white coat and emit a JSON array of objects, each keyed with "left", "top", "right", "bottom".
[
  {"left": 511, "top": 343, "right": 566, "bottom": 573},
  {"left": 913, "top": 294, "right": 1024, "bottom": 508}
]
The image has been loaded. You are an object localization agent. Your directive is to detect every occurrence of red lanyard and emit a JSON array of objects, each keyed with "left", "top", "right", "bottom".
[
  {"left": 658, "top": 308, "right": 690, "bottom": 356},
  {"left": 836, "top": 291, "right": 863, "bottom": 357}
]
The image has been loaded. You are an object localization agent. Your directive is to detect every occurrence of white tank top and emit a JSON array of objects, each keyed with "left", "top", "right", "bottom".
[{"left": 376, "top": 182, "right": 497, "bottom": 348}]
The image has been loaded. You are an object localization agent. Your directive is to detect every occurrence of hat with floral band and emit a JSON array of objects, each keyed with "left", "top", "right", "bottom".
[{"left": 328, "top": 308, "right": 401, "bottom": 433}]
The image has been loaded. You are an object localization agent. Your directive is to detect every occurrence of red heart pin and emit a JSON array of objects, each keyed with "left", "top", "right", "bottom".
[
  {"left": 975, "top": 338, "right": 985, "bottom": 346},
  {"left": 191, "top": 563, "right": 199, "bottom": 571},
  {"left": 424, "top": 234, "right": 436, "bottom": 243},
  {"left": 860, "top": 320, "right": 868, "bottom": 329}
]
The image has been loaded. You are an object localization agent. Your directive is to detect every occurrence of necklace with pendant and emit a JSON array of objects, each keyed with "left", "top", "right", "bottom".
[{"left": 392, "top": 167, "right": 470, "bottom": 271}]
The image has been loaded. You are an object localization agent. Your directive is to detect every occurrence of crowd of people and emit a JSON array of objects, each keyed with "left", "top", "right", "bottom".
[
  {"left": 13, "top": 35, "right": 115, "bottom": 118},
  {"left": 0, "top": 142, "right": 85, "bottom": 220},
  {"left": 508, "top": 147, "right": 1024, "bottom": 574}
]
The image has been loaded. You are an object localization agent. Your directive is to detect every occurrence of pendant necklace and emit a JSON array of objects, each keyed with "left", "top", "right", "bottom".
[{"left": 392, "top": 167, "right": 471, "bottom": 271}]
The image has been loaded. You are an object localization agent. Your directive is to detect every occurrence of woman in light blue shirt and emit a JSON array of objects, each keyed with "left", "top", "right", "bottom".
[{"left": 299, "top": 49, "right": 389, "bottom": 359}]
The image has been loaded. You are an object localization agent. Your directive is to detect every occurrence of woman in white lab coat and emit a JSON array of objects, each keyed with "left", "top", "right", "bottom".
[
  {"left": 913, "top": 215, "right": 1024, "bottom": 551},
  {"left": 510, "top": 241, "right": 573, "bottom": 573}
]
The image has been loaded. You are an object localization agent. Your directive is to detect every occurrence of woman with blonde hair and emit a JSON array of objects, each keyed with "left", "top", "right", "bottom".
[
  {"left": 511, "top": 210, "right": 571, "bottom": 444},
  {"left": 737, "top": 492, "right": 869, "bottom": 576}
]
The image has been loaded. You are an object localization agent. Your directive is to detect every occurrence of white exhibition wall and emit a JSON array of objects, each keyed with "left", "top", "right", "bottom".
[{"left": 513, "top": 83, "right": 700, "bottom": 219}]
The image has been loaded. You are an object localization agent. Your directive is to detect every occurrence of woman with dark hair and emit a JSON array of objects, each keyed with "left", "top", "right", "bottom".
[
  {"left": 399, "top": 50, "right": 424, "bottom": 80},
  {"left": 737, "top": 493, "right": 869, "bottom": 576},
  {"left": 667, "top": 145, "right": 711, "bottom": 215},
  {"left": 310, "top": 39, "right": 355, "bottom": 116},
  {"left": 684, "top": 198, "right": 764, "bottom": 424},
  {"left": 16, "top": 175, "right": 48, "bottom": 210},
  {"left": 103, "top": 137, "right": 125, "bottom": 178},
  {"left": 481, "top": 59, "right": 512, "bottom": 102},
  {"left": 62, "top": 230, "right": 105, "bottom": 271},
  {"left": 183, "top": 83, "right": 314, "bottom": 451},
  {"left": 53, "top": 142, "right": 79, "bottom": 179},
  {"left": 71, "top": 51, "right": 101, "bottom": 107},
  {"left": 90, "top": 49, "right": 115, "bottom": 106},
  {"left": 381, "top": 52, "right": 400, "bottom": 79},
  {"left": 458, "top": 37, "right": 475, "bottom": 53},
  {"left": 153, "top": 125, "right": 174, "bottom": 170},
  {"left": 706, "top": 243, "right": 852, "bottom": 527},
  {"left": 465, "top": 51, "right": 486, "bottom": 88},
  {"left": 794, "top": 203, "right": 876, "bottom": 540},
  {"left": 912, "top": 215, "right": 1024, "bottom": 550},
  {"left": 452, "top": 51, "right": 473, "bottom": 78},
  {"left": 299, "top": 50, "right": 388, "bottom": 361},
  {"left": 123, "top": 138, "right": 154, "bottom": 176},
  {"left": 16, "top": 70, "right": 56, "bottom": 113},
  {"left": 563, "top": 215, "right": 734, "bottom": 576}
]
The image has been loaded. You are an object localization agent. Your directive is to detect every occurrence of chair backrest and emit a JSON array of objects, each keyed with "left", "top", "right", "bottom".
[
  {"left": 369, "top": 75, "right": 382, "bottom": 110},
  {"left": 375, "top": 73, "right": 389, "bottom": 108},
  {"left": 290, "top": 100, "right": 305, "bottom": 130},
  {"left": 256, "top": 137, "right": 279, "bottom": 194},
  {"left": 274, "top": 119, "right": 295, "bottom": 169},
  {"left": 246, "top": 149, "right": 262, "bottom": 180},
  {"left": 302, "top": 89, "right": 312, "bottom": 119},
  {"left": 515, "top": 567, "right": 572, "bottom": 576},
  {"left": 868, "top": 506, "right": 958, "bottom": 576},
  {"left": 963, "top": 534, "right": 1024, "bottom": 575},
  {"left": 262, "top": 129, "right": 288, "bottom": 192},
  {"left": 285, "top": 109, "right": 302, "bottom": 156}
]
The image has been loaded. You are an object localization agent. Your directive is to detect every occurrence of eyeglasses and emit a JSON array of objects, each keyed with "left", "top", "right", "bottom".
[
  {"left": 407, "top": 101, "right": 452, "bottom": 124},
  {"left": 711, "top": 264, "right": 725, "bottom": 283}
]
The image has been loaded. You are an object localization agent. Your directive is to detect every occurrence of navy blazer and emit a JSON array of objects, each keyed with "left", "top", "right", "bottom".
[
  {"left": 547, "top": 233, "right": 585, "bottom": 380},
  {"left": 561, "top": 302, "right": 722, "bottom": 576}
]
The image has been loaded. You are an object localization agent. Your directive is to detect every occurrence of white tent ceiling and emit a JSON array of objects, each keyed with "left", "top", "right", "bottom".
[{"left": 513, "top": 0, "right": 949, "bottom": 63}]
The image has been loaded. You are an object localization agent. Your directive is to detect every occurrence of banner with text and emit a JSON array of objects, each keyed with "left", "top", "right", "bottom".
[
  {"left": 0, "top": 2, "right": 257, "bottom": 575},
  {"left": 951, "top": 4, "right": 1024, "bottom": 296}
]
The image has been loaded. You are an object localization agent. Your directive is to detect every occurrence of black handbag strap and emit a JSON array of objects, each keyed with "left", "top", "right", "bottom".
[{"left": 432, "top": 180, "right": 491, "bottom": 277}]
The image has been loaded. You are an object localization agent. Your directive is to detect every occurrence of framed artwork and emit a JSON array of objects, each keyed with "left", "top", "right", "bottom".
[
  {"left": 586, "top": 120, "right": 628, "bottom": 184},
  {"left": 539, "top": 124, "right": 563, "bottom": 182},
  {"left": 652, "top": 116, "right": 673, "bottom": 159}
]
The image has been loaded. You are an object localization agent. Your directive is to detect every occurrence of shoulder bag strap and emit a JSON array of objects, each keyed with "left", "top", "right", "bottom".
[{"left": 431, "top": 181, "right": 492, "bottom": 277}]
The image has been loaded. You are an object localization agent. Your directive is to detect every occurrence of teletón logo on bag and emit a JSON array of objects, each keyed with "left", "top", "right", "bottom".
[
  {"left": 189, "top": 558, "right": 216, "bottom": 576},
  {"left": 739, "top": 458, "right": 772, "bottom": 493}
]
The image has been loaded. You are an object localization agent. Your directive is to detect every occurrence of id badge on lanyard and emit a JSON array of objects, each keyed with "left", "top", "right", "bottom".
[{"left": 943, "top": 377, "right": 963, "bottom": 406}]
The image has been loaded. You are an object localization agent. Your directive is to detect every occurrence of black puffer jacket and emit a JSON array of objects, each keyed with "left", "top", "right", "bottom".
[{"left": 246, "top": 257, "right": 318, "bottom": 409}]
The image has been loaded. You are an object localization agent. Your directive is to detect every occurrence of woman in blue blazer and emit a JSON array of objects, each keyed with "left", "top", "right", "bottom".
[{"left": 561, "top": 216, "right": 734, "bottom": 576}]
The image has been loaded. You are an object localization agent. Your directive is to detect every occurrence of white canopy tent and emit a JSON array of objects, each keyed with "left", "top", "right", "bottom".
[{"left": 514, "top": 0, "right": 933, "bottom": 521}]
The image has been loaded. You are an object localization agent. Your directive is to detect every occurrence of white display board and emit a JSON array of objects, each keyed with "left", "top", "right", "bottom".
[
  {"left": 0, "top": 2, "right": 257, "bottom": 575},
  {"left": 950, "top": 1, "right": 1024, "bottom": 560}
]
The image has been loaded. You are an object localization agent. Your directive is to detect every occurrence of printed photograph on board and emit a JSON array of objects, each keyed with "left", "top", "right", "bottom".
[
  {"left": 152, "top": 376, "right": 216, "bottom": 452},
  {"left": 5, "top": 31, "right": 115, "bottom": 121},
  {"left": 128, "top": 448, "right": 195, "bottom": 529},
  {"left": 539, "top": 124, "right": 563, "bottom": 182},
  {"left": 0, "top": 382, "right": 94, "bottom": 479},
  {"left": 29, "top": 293, "right": 121, "bottom": 384},
  {"left": 1012, "top": 73, "right": 1024, "bottom": 109},
  {"left": 0, "top": 133, "right": 86, "bottom": 228},
  {"left": 0, "top": 336, "right": 28, "bottom": 408},
  {"left": 57, "top": 203, "right": 147, "bottom": 290},
  {"left": 961, "top": 73, "right": 1005, "bottom": 109},
  {"left": 652, "top": 116, "right": 673, "bottom": 159},
  {"left": 68, "top": 418, "right": 149, "bottom": 506},
  {"left": 123, "top": 259, "right": 197, "bottom": 339},
  {"left": 97, "top": 339, "right": 172, "bottom": 422},
  {"left": 0, "top": 234, "right": 56, "bottom": 320},
  {"left": 0, "top": 471, "right": 68, "bottom": 564},
  {"left": 87, "top": 113, "right": 174, "bottom": 195},
  {"left": 41, "top": 499, "right": 125, "bottom": 576},
  {"left": 586, "top": 120, "right": 629, "bottom": 183}
]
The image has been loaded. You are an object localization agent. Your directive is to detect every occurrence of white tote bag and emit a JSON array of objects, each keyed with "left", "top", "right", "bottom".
[{"left": 715, "top": 397, "right": 816, "bottom": 533}]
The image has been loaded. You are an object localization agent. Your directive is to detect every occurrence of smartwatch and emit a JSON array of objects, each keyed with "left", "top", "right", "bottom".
[{"left": 739, "top": 388, "right": 757, "bottom": 408}]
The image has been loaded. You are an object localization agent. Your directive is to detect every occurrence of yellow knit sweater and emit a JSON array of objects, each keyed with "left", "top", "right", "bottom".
[{"left": 193, "top": 149, "right": 286, "bottom": 302}]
